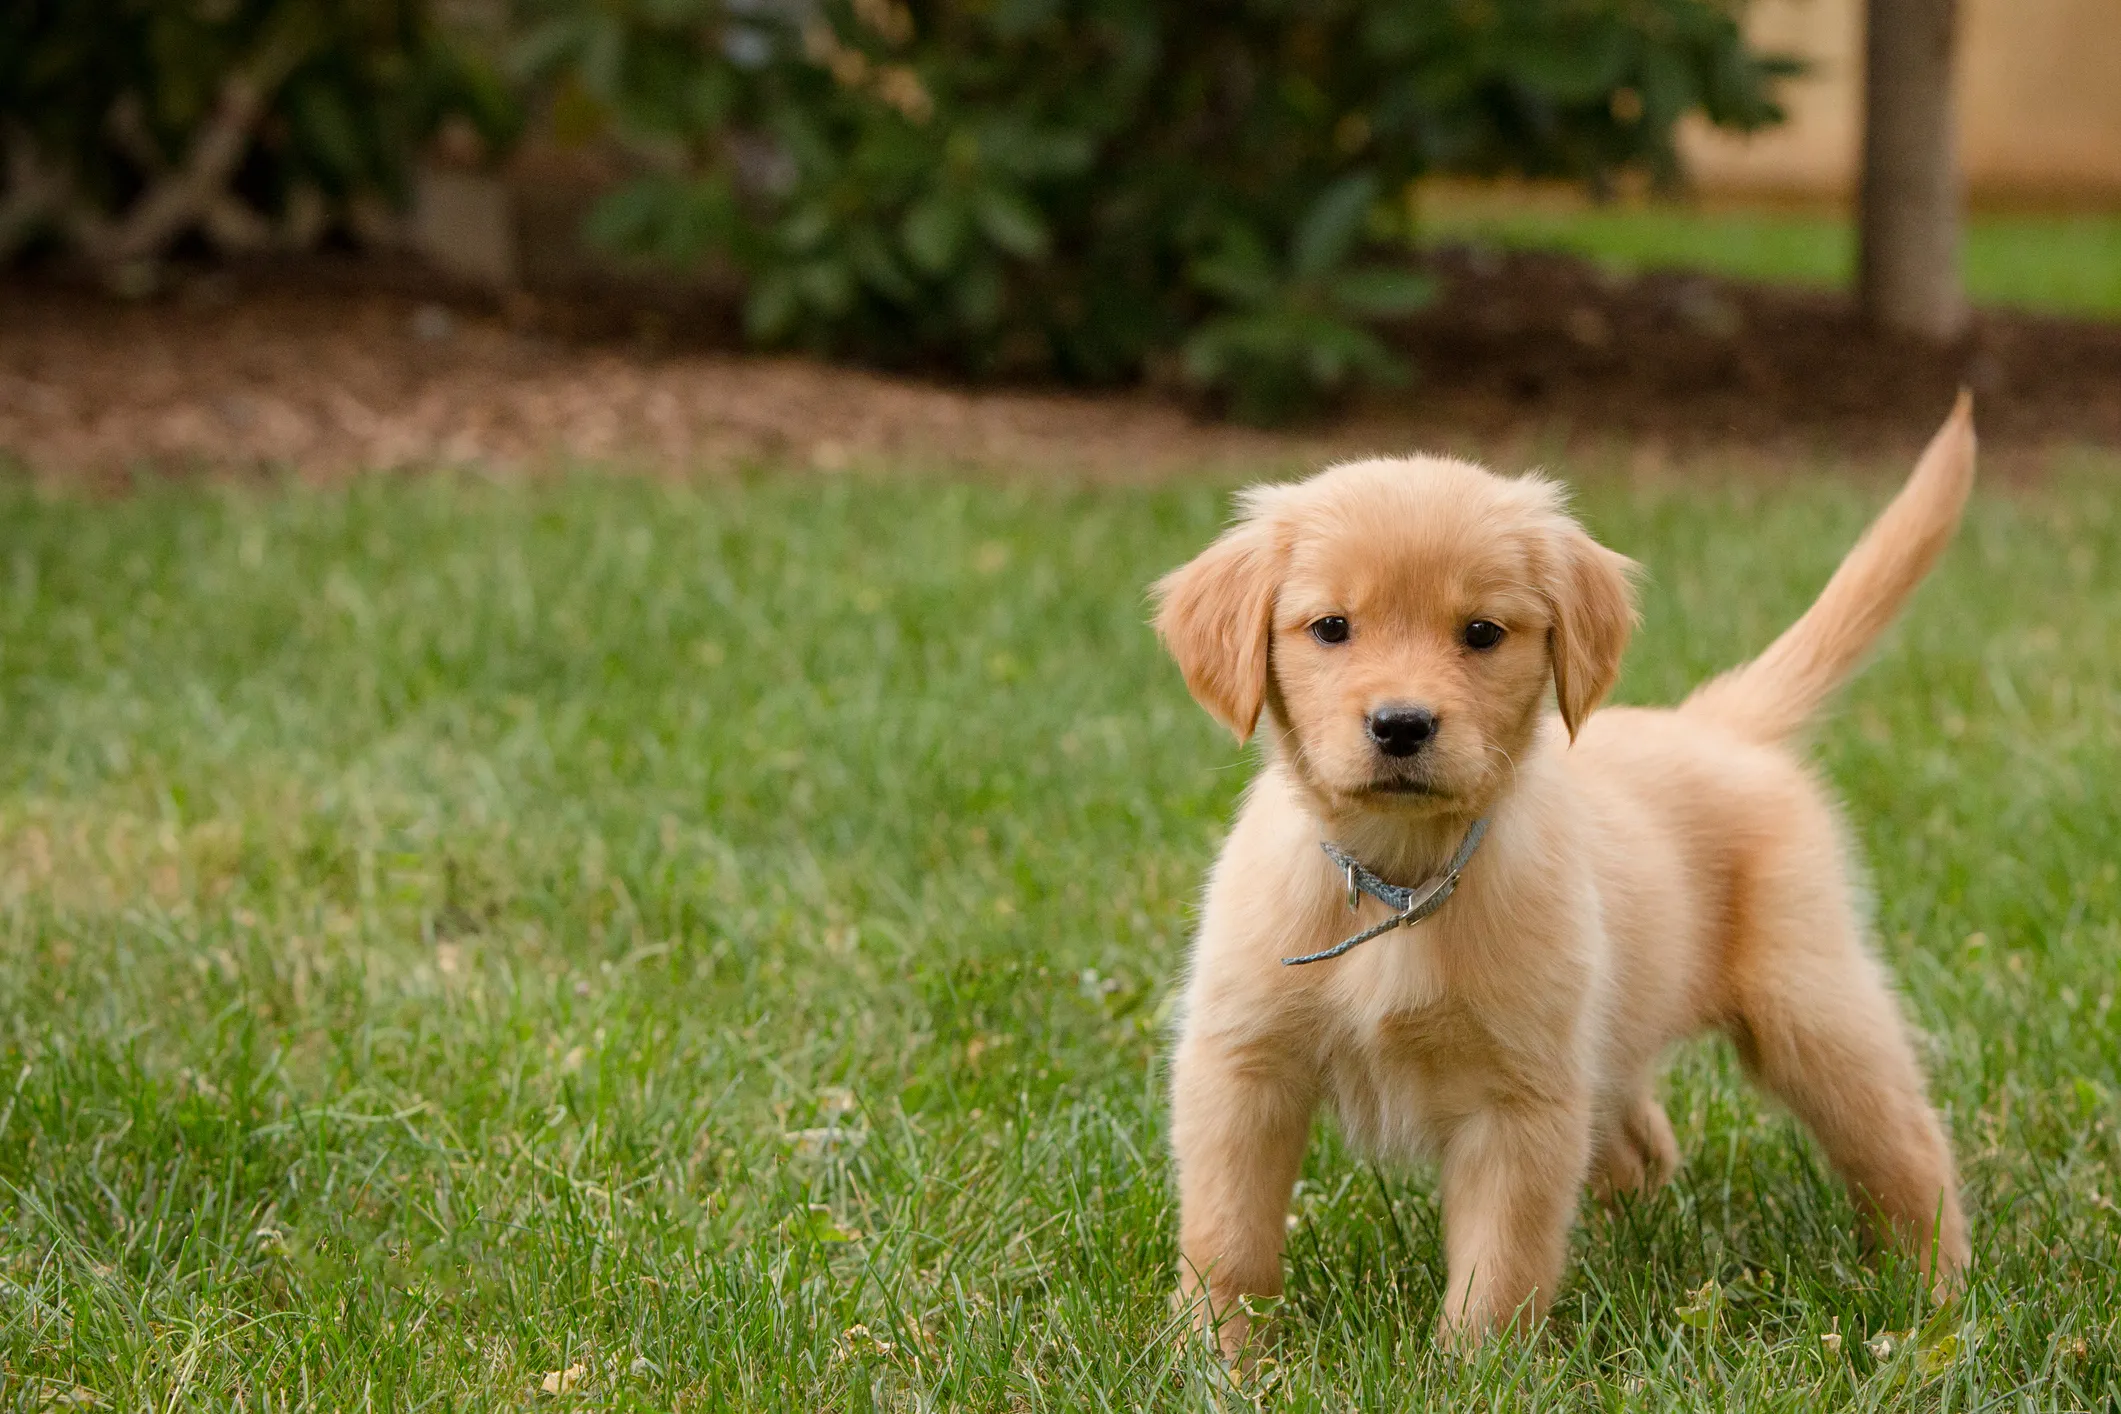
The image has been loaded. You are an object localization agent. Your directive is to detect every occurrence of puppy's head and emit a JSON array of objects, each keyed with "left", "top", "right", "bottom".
[{"left": 1153, "top": 457, "right": 1637, "bottom": 817}]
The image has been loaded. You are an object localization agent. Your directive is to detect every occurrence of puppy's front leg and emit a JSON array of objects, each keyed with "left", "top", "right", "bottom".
[
  {"left": 1436, "top": 1099, "right": 1591, "bottom": 1345},
  {"left": 1170, "top": 1032, "right": 1315, "bottom": 1362}
]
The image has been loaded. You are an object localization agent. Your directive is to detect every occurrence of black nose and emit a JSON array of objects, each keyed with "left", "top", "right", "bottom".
[{"left": 1366, "top": 705, "right": 1437, "bottom": 757}]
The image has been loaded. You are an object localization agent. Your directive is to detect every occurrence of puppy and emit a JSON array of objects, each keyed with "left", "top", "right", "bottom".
[{"left": 1154, "top": 398, "right": 1976, "bottom": 1358}]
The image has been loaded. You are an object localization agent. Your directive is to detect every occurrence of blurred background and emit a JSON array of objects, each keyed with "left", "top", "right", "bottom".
[{"left": 5, "top": 0, "right": 2118, "bottom": 470}]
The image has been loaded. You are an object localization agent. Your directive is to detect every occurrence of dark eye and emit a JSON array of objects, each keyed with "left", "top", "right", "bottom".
[
  {"left": 1463, "top": 620, "right": 1505, "bottom": 650},
  {"left": 1310, "top": 616, "right": 1350, "bottom": 645}
]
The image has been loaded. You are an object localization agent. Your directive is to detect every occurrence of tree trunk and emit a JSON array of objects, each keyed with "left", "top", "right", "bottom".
[{"left": 1859, "top": 0, "right": 1966, "bottom": 340}]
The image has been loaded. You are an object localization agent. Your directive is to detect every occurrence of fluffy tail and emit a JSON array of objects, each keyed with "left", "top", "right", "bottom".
[{"left": 1683, "top": 392, "right": 1976, "bottom": 743}]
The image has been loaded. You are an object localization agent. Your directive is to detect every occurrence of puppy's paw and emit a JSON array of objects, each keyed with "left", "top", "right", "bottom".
[
  {"left": 1923, "top": 1232, "right": 1972, "bottom": 1305},
  {"left": 1171, "top": 1284, "right": 1270, "bottom": 1368},
  {"left": 1591, "top": 1098, "right": 1679, "bottom": 1205},
  {"left": 1434, "top": 1309, "right": 1485, "bottom": 1357},
  {"left": 1635, "top": 1099, "right": 1680, "bottom": 1189},
  {"left": 1435, "top": 1298, "right": 1541, "bottom": 1355}
]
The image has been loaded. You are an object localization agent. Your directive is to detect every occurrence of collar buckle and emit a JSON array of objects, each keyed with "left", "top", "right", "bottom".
[{"left": 1283, "top": 817, "right": 1491, "bottom": 967}]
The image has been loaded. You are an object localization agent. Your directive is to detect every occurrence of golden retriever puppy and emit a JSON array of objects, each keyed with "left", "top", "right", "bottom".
[{"left": 1153, "top": 398, "right": 1976, "bottom": 1358}]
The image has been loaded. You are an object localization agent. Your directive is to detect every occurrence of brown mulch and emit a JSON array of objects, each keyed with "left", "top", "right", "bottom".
[
  {"left": 0, "top": 265, "right": 1299, "bottom": 484},
  {"left": 2, "top": 250, "right": 2116, "bottom": 485},
  {"left": 1398, "top": 245, "right": 2121, "bottom": 457}
]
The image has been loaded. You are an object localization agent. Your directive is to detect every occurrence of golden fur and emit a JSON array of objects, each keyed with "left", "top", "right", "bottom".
[{"left": 1153, "top": 397, "right": 1977, "bottom": 1357}]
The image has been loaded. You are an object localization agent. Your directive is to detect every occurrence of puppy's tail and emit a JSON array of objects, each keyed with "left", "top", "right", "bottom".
[{"left": 1683, "top": 393, "right": 1976, "bottom": 744}]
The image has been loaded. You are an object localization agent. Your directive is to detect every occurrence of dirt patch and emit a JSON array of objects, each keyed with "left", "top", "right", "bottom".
[
  {"left": 1395, "top": 245, "right": 2121, "bottom": 457},
  {"left": 2, "top": 250, "right": 2116, "bottom": 485},
  {"left": 0, "top": 265, "right": 1299, "bottom": 485}
]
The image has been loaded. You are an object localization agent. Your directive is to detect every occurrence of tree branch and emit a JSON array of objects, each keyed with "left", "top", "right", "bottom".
[
  {"left": 83, "top": 24, "right": 321, "bottom": 266},
  {"left": 0, "top": 127, "right": 70, "bottom": 261}
]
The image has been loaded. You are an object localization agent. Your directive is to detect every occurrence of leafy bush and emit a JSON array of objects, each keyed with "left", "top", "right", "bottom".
[
  {"left": 515, "top": 0, "right": 1795, "bottom": 418},
  {"left": 0, "top": 0, "right": 1794, "bottom": 419},
  {"left": 0, "top": 0, "right": 511, "bottom": 276}
]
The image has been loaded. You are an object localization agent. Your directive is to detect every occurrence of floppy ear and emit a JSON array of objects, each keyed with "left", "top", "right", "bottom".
[
  {"left": 1543, "top": 524, "right": 1639, "bottom": 741},
  {"left": 1152, "top": 518, "right": 1285, "bottom": 743}
]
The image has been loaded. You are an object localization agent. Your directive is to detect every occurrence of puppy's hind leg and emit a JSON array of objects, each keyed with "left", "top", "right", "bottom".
[{"left": 1724, "top": 882, "right": 1969, "bottom": 1290}]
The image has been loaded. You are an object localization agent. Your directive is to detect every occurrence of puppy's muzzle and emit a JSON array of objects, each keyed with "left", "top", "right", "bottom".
[{"left": 1366, "top": 703, "right": 1437, "bottom": 758}]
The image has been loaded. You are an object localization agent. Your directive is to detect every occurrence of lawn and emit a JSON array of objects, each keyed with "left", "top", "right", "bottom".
[
  {"left": 1418, "top": 190, "right": 2121, "bottom": 320},
  {"left": 0, "top": 452, "right": 2116, "bottom": 1408}
]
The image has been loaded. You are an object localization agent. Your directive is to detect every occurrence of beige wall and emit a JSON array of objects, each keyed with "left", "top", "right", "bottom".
[{"left": 1680, "top": 0, "right": 2121, "bottom": 205}]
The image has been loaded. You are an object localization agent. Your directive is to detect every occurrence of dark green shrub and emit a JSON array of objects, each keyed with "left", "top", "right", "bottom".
[
  {"left": 514, "top": 0, "right": 1795, "bottom": 418},
  {"left": 0, "top": 0, "right": 512, "bottom": 274},
  {"left": 1, "top": 0, "right": 1795, "bottom": 419}
]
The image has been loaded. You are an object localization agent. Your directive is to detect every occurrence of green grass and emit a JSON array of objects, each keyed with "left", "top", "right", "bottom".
[
  {"left": 1419, "top": 197, "right": 2121, "bottom": 319},
  {"left": 0, "top": 454, "right": 2116, "bottom": 1408}
]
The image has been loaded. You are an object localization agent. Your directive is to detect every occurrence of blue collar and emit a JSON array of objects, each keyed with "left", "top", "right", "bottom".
[{"left": 1281, "top": 818, "right": 1491, "bottom": 966}]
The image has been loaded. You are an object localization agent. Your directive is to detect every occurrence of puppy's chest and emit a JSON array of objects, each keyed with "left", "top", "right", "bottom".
[{"left": 1317, "top": 963, "right": 1522, "bottom": 1152}]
